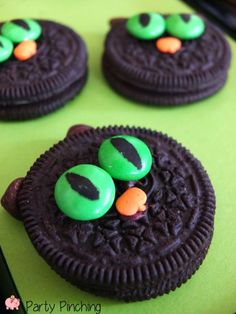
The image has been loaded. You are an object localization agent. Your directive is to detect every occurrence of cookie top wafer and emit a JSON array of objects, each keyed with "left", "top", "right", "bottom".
[{"left": 9, "top": 125, "right": 215, "bottom": 301}]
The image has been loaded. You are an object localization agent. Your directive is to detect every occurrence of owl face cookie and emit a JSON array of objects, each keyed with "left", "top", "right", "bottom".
[
  {"left": 102, "top": 13, "right": 231, "bottom": 105},
  {"left": 0, "top": 19, "right": 87, "bottom": 120},
  {"left": 1, "top": 124, "right": 215, "bottom": 301}
]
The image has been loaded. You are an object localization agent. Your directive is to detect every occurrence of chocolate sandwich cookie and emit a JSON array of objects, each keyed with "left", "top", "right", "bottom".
[
  {"left": 102, "top": 13, "right": 231, "bottom": 105},
  {"left": 1, "top": 125, "right": 215, "bottom": 301},
  {"left": 0, "top": 19, "right": 87, "bottom": 120}
]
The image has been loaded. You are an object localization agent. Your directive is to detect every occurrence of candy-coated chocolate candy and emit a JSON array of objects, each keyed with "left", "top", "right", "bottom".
[
  {"left": 67, "top": 124, "right": 93, "bottom": 137},
  {"left": 166, "top": 14, "right": 205, "bottom": 40},
  {"left": 14, "top": 40, "right": 37, "bottom": 61},
  {"left": 156, "top": 37, "right": 182, "bottom": 54},
  {"left": 1, "top": 177, "right": 23, "bottom": 220},
  {"left": 116, "top": 187, "right": 147, "bottom": 216},
  {"left": 98, "top": 135, "right": 152, "bottom": 181},
  {"left": 0, "top": 35, "right": 13, "bottom": 62},
  {"left": 126, "top": 13, "right": 165, "bottom": 40},
  {"left": 2, "top": 19, "right": 42, "bottom": 43},
  {"left": 54, "top": 164, "right": 115, "bottom": 221}
]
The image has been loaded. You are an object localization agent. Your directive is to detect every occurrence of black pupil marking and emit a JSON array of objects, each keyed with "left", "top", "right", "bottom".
[
  {"left": 12, "top": 19, "right": 30, "bottom": 30},
  {"left": 111, "top": 138, "right": 142, "bottom": 170},
  {"left": 180, "top": 14, "right": 191, "bottom": 23},
  {"left": 139, "top": 13, "right": 150, "bottom": 27},
  {"left": 66, "top": 172, "right": 99, "bottom": 201}
]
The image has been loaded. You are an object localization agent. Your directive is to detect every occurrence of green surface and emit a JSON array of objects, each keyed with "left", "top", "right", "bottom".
[{"left": 0, "top": 0, "right": 236, "bottom": 314}]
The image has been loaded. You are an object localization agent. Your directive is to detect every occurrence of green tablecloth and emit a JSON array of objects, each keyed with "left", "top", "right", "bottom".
[{"left": 0, "top": 1, "right": 236, "bottom": 313}]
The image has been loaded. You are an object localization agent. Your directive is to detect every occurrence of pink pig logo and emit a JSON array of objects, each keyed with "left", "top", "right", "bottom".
[{"left": 5, "top": 295, "right": 20, "bottom": 310}]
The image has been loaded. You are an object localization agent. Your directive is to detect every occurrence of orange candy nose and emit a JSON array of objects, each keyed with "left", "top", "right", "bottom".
[
  {"left": 116, "top": 187, "right": 147, "bottom": 216},
  {"left": 156, "top": 37, "right": 182, "bottom": 54},
  {"left": 14, "top": 40, "right": 37, "bottom": 61}
]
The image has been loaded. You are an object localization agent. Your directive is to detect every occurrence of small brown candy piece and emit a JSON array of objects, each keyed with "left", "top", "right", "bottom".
[
  {"left": 1, "top": 178, "right": 24, "bottom": 220},
  {"left": 66, "top": 124, "right": 93, "bottom": 137},
  {"left": 109, "top": 18, "right": 126, "bottom": 27}
]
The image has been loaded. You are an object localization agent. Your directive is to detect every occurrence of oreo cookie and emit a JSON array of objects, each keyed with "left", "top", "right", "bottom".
[
  {"left": 102, "top": 13, "right": 231, "bottom": 105},
  {"left": 1, "top": 125, "right": 215, "bottom": 301},
  {"left": 0, "top": 19, "right": 87, "bottom": 120}
]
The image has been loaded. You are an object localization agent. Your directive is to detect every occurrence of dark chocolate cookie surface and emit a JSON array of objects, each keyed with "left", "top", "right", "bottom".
[
  {"left": 16, "top": 126, "right": 215, "bottom": 301},
  {"left": 0, "top": 20, "right": 87, "bottom": 120},
  {"left": 103, "top": 14, "right": 231, "bottom": 105}
]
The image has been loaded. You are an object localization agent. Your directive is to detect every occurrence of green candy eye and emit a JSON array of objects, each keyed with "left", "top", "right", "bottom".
[
  {"left": 1, "top": 19, "right": 42, "bottom": 43},
  {"left": 98, "top": 135, "right": 152, "bottom": 181},
  {"left": 0, "top": 35, "right": 13, "bottom": 62},
  {"left": 54, "top": 164, "right": 115, "bottom": 221},
  {"left": 126, "top": 13, "right": 166, "bottom": 40},
  {"left": 166, "top": 14, "right": 205, "bottom": 40}
]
